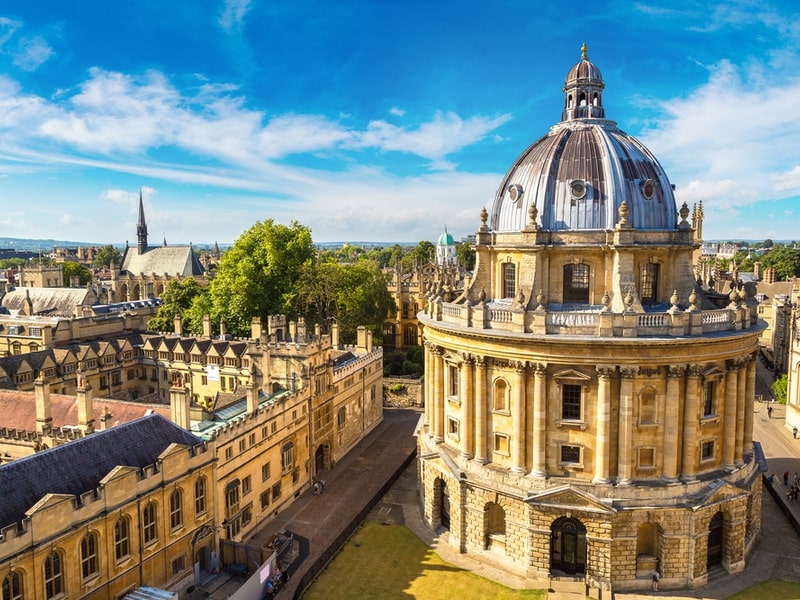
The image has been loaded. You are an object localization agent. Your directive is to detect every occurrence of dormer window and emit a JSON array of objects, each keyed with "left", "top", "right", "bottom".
[{"left": 570, "top": 180, "right": 587, "bottom": 200}]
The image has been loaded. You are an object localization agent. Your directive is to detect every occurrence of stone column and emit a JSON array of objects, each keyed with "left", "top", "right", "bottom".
[
  {"left": 663, "top": 365, "right": 684, "bottom": 482},
  {"left": 424, "top": 342, "right": 432, "bottom": 428},
  {"left": 530, "top": 363, "right": 547, "bottom": 478},
  {"left": 593, "top": 366, "right": 614, "bottom": 484},
  {"left": 722, "top": 360, "right": 738, "bottom": 470},
  {"left": 681, "top": 365, "right": 702, "bottom": 481},
  {"left": 460, "top": 354, "right": 475, "bottom": 459},
  {"left": 617, "top": 366, "right": 638, "bottom": 485},
  {"left": 511, "top": 361, "right": 527, "bottom": 474},
  {"left": 743, "top": 355, "right": 756, "bottom": 456},
  {"left": 433, "top": 346, "right": 444, "bottom": 443},
  {"left": 474, "top": 356, "right": 488, "bottom": 464},
  {"left": 735, "top": 358, "right": 746, "bottom": 466}
]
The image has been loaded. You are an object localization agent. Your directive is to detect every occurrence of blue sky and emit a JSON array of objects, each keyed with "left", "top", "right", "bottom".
[{"left": 0, "top": 1, "right": 798, "bottom": 245}]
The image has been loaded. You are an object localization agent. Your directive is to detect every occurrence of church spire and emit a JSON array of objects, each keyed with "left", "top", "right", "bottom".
[{"left": 137, "top": 188, "right": 148, "bottom": 255}]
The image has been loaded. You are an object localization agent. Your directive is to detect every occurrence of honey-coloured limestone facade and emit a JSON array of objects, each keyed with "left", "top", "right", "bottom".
[{"left": 417, "top": 46, "right": 764, "bottom": 594}]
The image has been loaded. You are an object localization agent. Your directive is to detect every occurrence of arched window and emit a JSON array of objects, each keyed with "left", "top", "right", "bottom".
[
  {"left": 80, "top": 532, "right": 99, "bottom": 580},
  {"left": 502, "top": 263, "right": 516, "bottom": 299},
  {"left": 143, "top": 501, "right": 158, "bottom": 545},
  {"left": 114, "top": 516, "right": 131, "bottom": 561},
  {"left": 563, "top": 263, "right": 590, "bottom": 304},
  {"left": 43, "top": 550, "right": 64, "bottom": 599},
  {"left": 169, "top": 489, "right": 183, "bottom": 530},
  {"left": 195, "top": 476, "right": 207, "bottom": 515},
  {"left": 493, "top": 379, "right": 508, "bottom": 412},
  {"left": 2, "top": 571, "right": 23, "bottom": 600},
  {"left": 403, "top": 325, "right": 417, "bottom": 346}
]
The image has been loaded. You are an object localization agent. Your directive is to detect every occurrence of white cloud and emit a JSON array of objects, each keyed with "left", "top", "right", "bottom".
[
  {"left": 12, "top": 35, "right": 52, "bottom": 71},
  {"left": 219, "top": 0, "right": 253, "bottom": 34},
  {"left": 389, "top": 107, "right": 405, "bottom": 117}
]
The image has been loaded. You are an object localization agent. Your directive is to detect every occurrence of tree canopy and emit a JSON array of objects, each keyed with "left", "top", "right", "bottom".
[
  {"left": 93, "top": 245, "right": 123, "bottom": 268},
  {"left": 760, "top": 246, "right": 800, "bottom": 280},
  {"left": 62, "top": 262, "right": 92, "bottom": 286},
  {"left": 147, "top": 278, "right": 207, "bottom": 333},
  {"left": 773, "top": 374, "right": 788, "bottom": 404},
  {"left": 206, "top": 220, "right": 315, "bottom": 337}
]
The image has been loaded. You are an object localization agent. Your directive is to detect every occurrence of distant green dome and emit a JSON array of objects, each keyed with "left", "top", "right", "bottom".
[{"left": 437, "top": 230, "right": 455, "bottom": 245}]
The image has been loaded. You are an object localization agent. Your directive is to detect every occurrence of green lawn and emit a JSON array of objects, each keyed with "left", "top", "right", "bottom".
[
  {"left": 302, "top": 521, "right": 800, "bottom": 600},
  {"left": 302, "top": 521, "right": 545, "bottom": 600},
  {"left": 725, "top": 580, "right": 800, "bottom": 599}
]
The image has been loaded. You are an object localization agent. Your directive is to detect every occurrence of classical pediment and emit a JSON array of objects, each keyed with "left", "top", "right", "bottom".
[
  {"left": 526, "top": 485, "right": 616, "bottom": 514},
  {"left": 690, "top": 478, "right": 748, "bottom": 509},
  {"left": 552, "top": 368, "right": 593, "bottom": 382}
]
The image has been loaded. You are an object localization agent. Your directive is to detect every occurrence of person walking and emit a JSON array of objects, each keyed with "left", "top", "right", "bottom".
[
  {"left": 794, "top": 425, "right": 798, "bottom": 439},
  {"left": 768, "top": 404, "right": 773, "bottom": 418},
  {"left": 652, "top": 568, "right": 660, "bottom": 591}
]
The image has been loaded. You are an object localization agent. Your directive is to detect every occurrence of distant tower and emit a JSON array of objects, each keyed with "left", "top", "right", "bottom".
[
  {"left": 435, "top": 227, "right": 456, "bottom": 266},
  {"left": 137, "top": 189, "right": 148, "bottom": 255}
]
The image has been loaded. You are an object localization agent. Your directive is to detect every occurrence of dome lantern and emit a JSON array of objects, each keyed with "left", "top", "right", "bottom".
[{"left": 562, "top": 42, "right": 605, "bottom": 121}]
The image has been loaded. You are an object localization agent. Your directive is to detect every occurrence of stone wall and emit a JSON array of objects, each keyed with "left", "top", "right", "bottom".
[{"left": 384, "top": 377, "right": 423, "bottom": 408}]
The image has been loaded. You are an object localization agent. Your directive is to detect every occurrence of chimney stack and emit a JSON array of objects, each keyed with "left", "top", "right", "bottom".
[
  {"left": 76, "top": 376, "right": 94, "bottom": 434},
  {"left": 170, "top": 376, "right": 191, "bottom": 430},
  {"left": 34, "top": 373, "right": 52, "bottom": 434}
]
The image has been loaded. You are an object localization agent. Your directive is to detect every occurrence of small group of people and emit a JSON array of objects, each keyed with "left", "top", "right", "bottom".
[
  {"left": 264, "top": 563, "right": 290, "bottom": 597},
  {"left": 313, "top": 479, "right": 327, "bottom": 496}
]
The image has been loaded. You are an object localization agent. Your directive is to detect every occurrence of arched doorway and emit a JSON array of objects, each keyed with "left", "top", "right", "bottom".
[
  {"left": 551, "top": 517, "right": 587, "bottom": 575},
  {"left": 434, "top": 478, "right": 450, "bottom": 530},
  {"left": 315, "top": 443, "right": 330, "bottom": 473},
  {"left": 707, "top": 512, "right": 724, "bottom": 568}
]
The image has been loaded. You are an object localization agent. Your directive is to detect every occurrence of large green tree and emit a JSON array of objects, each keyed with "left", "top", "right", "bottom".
[
  {"left": 207, "top": 220, "right": 315, "bottom": 337},
  {"left": 294, "top": 259, "right": 395, "bottom": 344},
  {"left": 147, "top": 278, "right": 207, "bottom": 333},
  {"left": 93, "top": 245, "right": 123, "bottom": 268},
  {"left": 456, "top": 241, "right": 476, "bottom": 270},
  {"left": 62, "top": 262, "right": 92, "bottom": 286},
  {"left": 761, "top": 246, "right": 800, "bottom": 280}
]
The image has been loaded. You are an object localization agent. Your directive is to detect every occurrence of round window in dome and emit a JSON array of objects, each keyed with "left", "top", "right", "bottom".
[
  {"left": 641, "top": 179, "right": 656, "bottom": 200},
  {"left": 507, "top": 184, "right": 523, "bottom": 202},
  {"left": 570, "top": 180, "right": 587, "bottom": 200}
]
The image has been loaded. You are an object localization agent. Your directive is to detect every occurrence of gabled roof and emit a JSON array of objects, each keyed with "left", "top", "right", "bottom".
[
  {"left": 120, "top": 246, "right": 205, "bottom": 278},
  {"left": 0, "top": 414, "right": 201, "bottom": 528}
]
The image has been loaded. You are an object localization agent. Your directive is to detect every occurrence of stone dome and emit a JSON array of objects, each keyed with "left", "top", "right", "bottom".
[{"left": 489, "top": 44, "right": 678, "bottom": 233}]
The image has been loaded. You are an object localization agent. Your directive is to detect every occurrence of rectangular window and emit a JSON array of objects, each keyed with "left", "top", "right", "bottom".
[
  {"left": 242, "top": 475, "right": 252, "bottom": 495},
  {"left": 262, "top": 462, "right": 271, "bottom": 482},
  {"left": 239, "top": 439, "right": 246, "bottom": 452},
  {"left": 560, "top": 444, "right": 581, "bottom": 464},
  {"left": 703, "top": 381, "right": 715, "bottom": 416},
  {"left": 272, "top": 482, "right": 282, "bottom": 502},
  {"left": 448, "top": 365, "right": 459, "bottom": 397},
  {"left": 448, "top": 417, "right": 460, "bottom": 440},
  {"left": 260, "top": 490, "right": 270, "bottom": 510},
  {"left": 701, "top": 440, "right": 715, "bottom": 461},
  {"left": 225, "top": 447, "right": 233, "bottom": 460},
  {"left": 494, "top": 433, "right": 509, "bottom": 455},
  {"left": 242, "top": 503, "right": 253, "bottom": 526},
  {"left": 249, "top": 433, "right": 256, "bottom": 446},
  {"left": 171, "top": 555, "right": 185, "bottom": 576},
  {"left": 562, "top": 384, "right": 582, "bottom": 420},
  {"left": 641, "top": 263, "right": 659, "bottom": 303},
  {"left": 563, "top": 263, "right": 590, "bottom": 304},
  {"left": 502, "top": 262, "right": 516, "bottom": 299}
]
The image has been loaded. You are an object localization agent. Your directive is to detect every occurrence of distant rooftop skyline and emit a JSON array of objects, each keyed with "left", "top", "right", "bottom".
[{"left": 0, "top": 1, "right": 798, "bottom": 245}]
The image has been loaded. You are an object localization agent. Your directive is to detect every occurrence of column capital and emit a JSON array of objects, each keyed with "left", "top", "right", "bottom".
[
  {"left": 461, "top": 352, "right": 475, "bottom": 365},
  {"left": 667, "top": 365, "right": 686, "bottom": 378},
  {"left": 533, "top": 362, "right": 547, "bottom": 376},
  {"left": 687, "top": 364, "right": 704, "bottom": 378},
  {"left": 619, "top": 366, "right": 639, "bottom": 379},
  {"left": 475, "top": 355, "right": 487, "bottom": 368},
  {"left": 514, "top": 360, "right": 527, "bottom": 374},
  {"left": 596, "top": 365, "right": 615, "bottom": 379}
]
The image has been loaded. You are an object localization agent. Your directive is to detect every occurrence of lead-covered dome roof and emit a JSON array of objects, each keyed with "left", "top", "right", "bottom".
[{"left": 489, "top": 44, "right": 677, "bottom": 232}]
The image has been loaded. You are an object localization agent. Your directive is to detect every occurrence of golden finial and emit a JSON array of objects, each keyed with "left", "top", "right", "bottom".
[{"left": 581, "top": 42, "right": 588, "bottom": 59}]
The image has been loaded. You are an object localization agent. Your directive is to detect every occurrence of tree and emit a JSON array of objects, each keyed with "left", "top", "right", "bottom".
[
  {"left": 456, "top": 241, "right": 476, "bottom": 270},
  {"left": 773, "top": 374, "right": 788, "bottom": 404},
  {"left": 62, "top": 262, "right": 92, "bottom": 286},
  {"left": 294, "top": 258, "right": 395, "bottom": 345},
  {"left": 207, "top": 220, "right": 315, "bottom": 337},
  {"left": 93, "top": 245, "right": 122, "bottom": 268},
  {"left": 761, "top": 246, "right": 800, "bottom": 280},
  {"left": 147, "top": 278, "right": 207, "bottom": 333},
  {"left": 403, "top": 240, "right": 435, "bottom": 270},
  {"left": 0, "top": 258, "right": 26, "bottom": 269}
]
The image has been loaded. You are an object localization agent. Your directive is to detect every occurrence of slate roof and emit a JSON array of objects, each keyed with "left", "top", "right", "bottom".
[
  {"left": 1, "top": 287, "right": 96, "bottom": 317},
  {"left": 0, "top": 414, "right": 201, "bottom": 528},
  {"left": 120, "top": 246, "right": 205, "bottom": 277}
]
